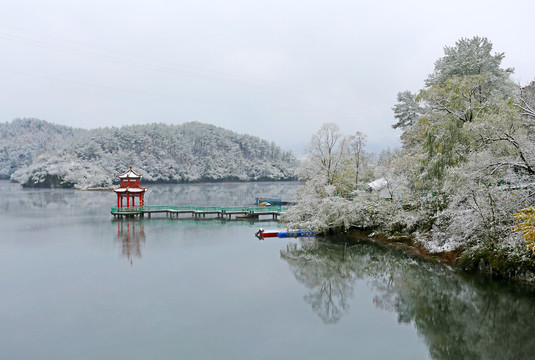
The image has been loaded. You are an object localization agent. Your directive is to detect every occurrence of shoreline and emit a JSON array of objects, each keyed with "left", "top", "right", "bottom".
[
  {"left": 2, "top": 178, "right": 302, "bottom": 191},
  {"left": 346, "top": 229, "right": 459, "bottom": 266},
  {"left": 340, "top": 229, "right": 535, "bottom": 284}
]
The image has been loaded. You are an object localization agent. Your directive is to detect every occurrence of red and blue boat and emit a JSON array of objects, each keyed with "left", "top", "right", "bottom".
[{"left": 255, "top": 228, "right": 316, "bottom": 239}]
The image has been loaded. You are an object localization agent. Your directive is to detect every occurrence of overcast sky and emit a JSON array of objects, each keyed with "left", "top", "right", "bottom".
[{"left": 1, "top": 0, "right": 534, "bottom": 155}]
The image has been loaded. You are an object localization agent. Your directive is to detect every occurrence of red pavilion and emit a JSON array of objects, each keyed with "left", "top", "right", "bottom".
[{"left": 113, "top": 166, "right": 147, "bottom": 209}]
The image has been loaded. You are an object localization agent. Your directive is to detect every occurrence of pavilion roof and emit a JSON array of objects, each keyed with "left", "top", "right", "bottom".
[
  {"left": 113, "top": 186, "right": 147, "bottom": 193},
  {"left": 118, "top": 166, "right": 142, "bottom": 179}
]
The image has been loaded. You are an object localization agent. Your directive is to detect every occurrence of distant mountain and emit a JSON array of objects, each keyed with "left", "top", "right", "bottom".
[{"left": 2, "top": 119, "right": 299, "bottom": 188}]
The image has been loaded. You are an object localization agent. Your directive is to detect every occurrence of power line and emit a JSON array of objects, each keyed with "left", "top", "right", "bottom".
[
  {"left": 0, "top": 67, "right": 359, "bottom": 116},
  {"left": 0, "top": 23, "right": 358, "bottom": 99}
]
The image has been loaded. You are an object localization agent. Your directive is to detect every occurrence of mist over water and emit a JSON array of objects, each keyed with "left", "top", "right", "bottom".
[{"left": 1, "top": 181, "right": 534, "bottom": 359}]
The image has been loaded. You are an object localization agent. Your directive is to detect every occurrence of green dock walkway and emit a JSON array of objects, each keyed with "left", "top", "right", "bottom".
[{"left": 111, "top": 205, "right": 287, "bottom": 220}]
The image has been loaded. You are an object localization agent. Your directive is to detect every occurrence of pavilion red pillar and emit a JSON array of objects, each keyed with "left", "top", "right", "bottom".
[{"left": 127, "top": 194, "right": 130, "bottom": 208}]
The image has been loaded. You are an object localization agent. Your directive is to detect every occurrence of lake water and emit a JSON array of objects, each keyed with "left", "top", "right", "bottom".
[{"left": 2, "top": 180, "right": 535, "bottom": 359}]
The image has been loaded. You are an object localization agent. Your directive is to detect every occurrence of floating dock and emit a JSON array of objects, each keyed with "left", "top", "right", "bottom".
[{"left": 111, "top": 205, "right": 286, "bottom": 220}]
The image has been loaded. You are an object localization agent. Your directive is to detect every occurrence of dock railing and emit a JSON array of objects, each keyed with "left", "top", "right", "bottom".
[{"left": 111, "top": 205, "right": 287, "bottom": 217}]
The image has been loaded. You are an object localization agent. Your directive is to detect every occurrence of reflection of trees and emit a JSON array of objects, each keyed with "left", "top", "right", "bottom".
[
  {"left": 281, "top": 237, "right": 535, "bottom": 359},
  {"left": 281, "top": 239, "right": 363, "bottom": 323},
  {"left": 116, "top": 220, "right": 145, "bottom": 264}
]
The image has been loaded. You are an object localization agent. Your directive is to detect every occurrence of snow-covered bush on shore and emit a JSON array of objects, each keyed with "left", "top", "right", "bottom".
[{"left": 283, "top": 176, "right": 419, "bottom": 235}]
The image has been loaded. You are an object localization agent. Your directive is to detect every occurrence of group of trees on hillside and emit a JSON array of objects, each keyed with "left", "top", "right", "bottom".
[
  {"left": 1, "top": 120, "right": 298, "bottom": 188},
  {"left": 286, "top": 36, "right": 535, "bottom": 279},
  {"left": 0, "top": 119, "right": 79, "bottom": 179}
]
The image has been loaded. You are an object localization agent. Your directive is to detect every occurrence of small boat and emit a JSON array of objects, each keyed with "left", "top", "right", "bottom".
[
  {"left": 255, "top": 228, "right": 316, "bottom": 239},
  {"left": 256, "top": 197, "right": 282, "bottom": 205},
  {"left": 255, "top": 197, "right": 292, "bottom": 206}
]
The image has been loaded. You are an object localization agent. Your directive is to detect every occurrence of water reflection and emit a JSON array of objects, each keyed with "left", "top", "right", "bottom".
[
  {"left": 0, "top": 181, "right": 302, "bottom": 211},
  {"left": 144, "top": 182, "right": 300, "bottom": 206},
  {"left": 281, "top": 239, "right": 357, "bottom": 323},
  {"left": 115, "top": 220, "right": 145, "bottom": 264},
  {"left": 281, "top": 237, "right": 535, "bottom": 359},
  {"left": 0, "top": 184, "right": 106, "bottom": 212},
  {"left": 112, "top": 216, "right": 275, "bottom": 263}
]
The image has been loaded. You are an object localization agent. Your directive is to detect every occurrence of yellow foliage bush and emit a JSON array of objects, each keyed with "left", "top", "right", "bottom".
[{"left": 512, "top": 206, "right": 535, "bottom": 253}]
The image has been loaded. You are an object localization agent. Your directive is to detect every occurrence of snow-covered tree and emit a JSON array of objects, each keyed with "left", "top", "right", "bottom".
[
  {"left": 347, "top": 131, "right": 367, "bottom": 187},
  {"left": 518, "top": 81, "right": 535, "bottom": 120},
  {"left": 392, "top": 90, "right": 422, "bottom": 131},
  {"left": 412, "top": 37, "right": 517, "bottom": 192},
  {"left": 305, "top": 123, "right": 347, "bottom": 186},
  {"left": 299, "top": 123, "right": 371, "bottom": 197},
  {"left": 425, "top": 36, "right": 514, "bottom": 88},
  {"left": 388, "top": 36, "right": 535, "bottom": 268}
]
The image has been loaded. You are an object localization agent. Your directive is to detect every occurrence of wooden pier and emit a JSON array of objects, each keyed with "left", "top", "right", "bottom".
[{"left": 111, "top": 205, "right": 286, "bottom": 220}]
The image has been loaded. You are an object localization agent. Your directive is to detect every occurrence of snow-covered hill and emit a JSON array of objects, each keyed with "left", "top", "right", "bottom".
[{"left": 1, "top": 119, "right": 298, "bottom": 188}]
